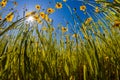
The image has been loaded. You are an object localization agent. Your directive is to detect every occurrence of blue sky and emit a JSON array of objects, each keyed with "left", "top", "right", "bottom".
[
  {"left": 0, "top": 0, "right": 114, "bottom": 38},
  {"left": 1, "top": 0, "right": 96, "bottom": 27}
]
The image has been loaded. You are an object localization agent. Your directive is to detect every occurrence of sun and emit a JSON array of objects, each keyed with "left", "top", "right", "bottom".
[{"left": 26, "top": 16, "right": 34, "bottom": 22}]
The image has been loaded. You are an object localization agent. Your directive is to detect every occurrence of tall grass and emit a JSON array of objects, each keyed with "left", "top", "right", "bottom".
[{"left": 0, "top": 0, "right": 120, "bottom": 80}]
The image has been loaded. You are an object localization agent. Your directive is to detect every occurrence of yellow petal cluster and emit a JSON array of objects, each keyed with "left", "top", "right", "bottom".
[
  {"left": 0, "top": 0, "right": 7, "bottom": 8},
  {"left": 5, "top": 12, "right": 14, "bottom": 22},
  {"left": 80, "top": 5, "right": 86, "bottom": 11},
  {"left": 55, "top": 2, "right": 62, "bottom": 9}
]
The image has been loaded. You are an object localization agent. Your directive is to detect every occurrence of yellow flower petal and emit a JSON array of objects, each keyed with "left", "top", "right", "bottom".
[
  {"left": 25, "top": 11, "right": 36, "bottom": 17},
  {"left": 47, "top": 8, "right": 55, "bottom": 14},
  {"left": 33, "top": 14, "right": 39, "bottom": 21},
  {"left": 61, "top": 27, "right": 68, "bottom": 33},
  {"left": 5, "top": 12, "right": 14, "bottom": 22},
  {"left": 35, "top": 4, "right": 41, "bottom": 10},
  {"left": 80, "top": 5, "right": 86, "bottom": 11},
  {"left": 40, "top": 12, "right": 45, "bottom": 19},
  {"left": 72, "top": 34, "right": 78, "bottom": 38},
  {"left": 0, "top": 0, "right": 7, "bottom": 7},
  {"left": 85, "top": 17, "right": 92, "bottom": 24},
  {"left": 55, "top": 2, "right": 62, "bottom": 9},
  {"left": 95, "top": 7, "right": 99, "bottom": 13}
]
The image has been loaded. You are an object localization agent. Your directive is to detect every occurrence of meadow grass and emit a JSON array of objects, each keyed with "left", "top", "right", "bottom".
[{"left": 0, "top": 0, "right": 120, "bottom": 80}]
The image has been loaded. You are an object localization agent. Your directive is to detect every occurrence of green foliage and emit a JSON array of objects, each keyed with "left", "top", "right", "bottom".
[{"left": 0, "top": 0, "right": 120, "bottom": 80}]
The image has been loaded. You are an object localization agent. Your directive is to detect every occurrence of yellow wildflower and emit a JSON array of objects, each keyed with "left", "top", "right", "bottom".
[
  {"left": 37, "top": 19, "right": 42, "bottom": 24},
  {"left": 25, "top": 11, "right": 36, "bottom": 17},
  {"left": 34, "top": 14, "right": 42, "bottom": 24},
  {"left": 45, "top": 17, "right": 52, "bottom": 23},
  {"left": 95, "top": 7, "right": 99, "bottom": 13},
  {"left": 44, "top": 14, "right": 52, "bottom": 23},
  {"left": 47, "top": 8, "right": 55, "bottom": 14},
  {"left": 45, "top": 14, "right": 48, "bottom": 20},
  {"left": 55, "top": 2, "right": 62, "bottom": 9},
  {"left": 112, "top": 20, "right": 120, "bottom": 28},
  {"left": 85, "top": 17, "right": 92, "bottom": 24},
  {"left": 80, "top": 5, "right": 86, "bottom": 11},
  {"left": 61, "top": 27, "right": 68, "bottom": 33},
  {"left": 48, "top": 18, "right": 52, "bottom": 23},
  {"left": 33, "top": 14, "right": 39, "bottom": 21},
  {"left": 40, "top": 12, "right": 45, "bottom": 19},
  {"left": 0, "top": 0, "right": 7, "bottom": 8},
  {"left": 35, "top": 4, "right": 41, "bottom": 10},
  {"left": 5, "top": 12, "right": 14, "bottom": 22},
  {"left": 72, "top": 34, "right": 78, "bottom": 38}
]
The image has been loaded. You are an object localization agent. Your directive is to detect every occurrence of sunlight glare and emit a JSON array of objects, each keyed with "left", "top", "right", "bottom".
[{"left": 26, "top": 16, "right": 34, "bottom": 22}]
